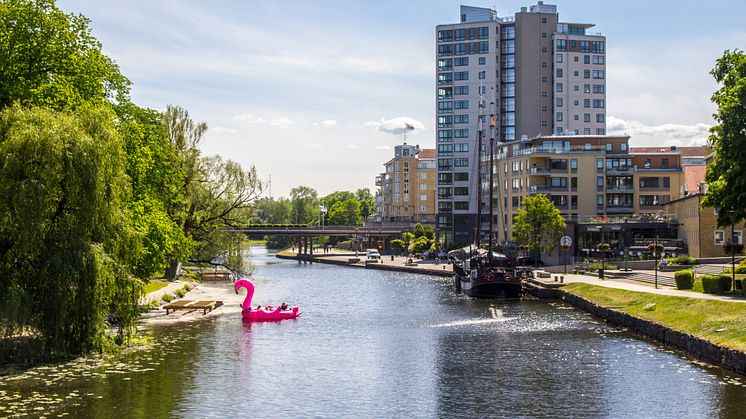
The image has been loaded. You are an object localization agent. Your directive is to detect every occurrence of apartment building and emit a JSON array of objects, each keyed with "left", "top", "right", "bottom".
[
  {"left": 494, "top": 134, "right": 686, "bottom": 241},
  {"left": 436, "top": 2, "right": 606, "bottom": 245},
  {"left": 374, "top": 144, "right": 437, "bottom": 227}
]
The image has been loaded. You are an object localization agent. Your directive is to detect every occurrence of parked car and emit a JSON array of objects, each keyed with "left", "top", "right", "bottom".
[{"left": 366, "top": 249, "right": 381, "bottom": 259}]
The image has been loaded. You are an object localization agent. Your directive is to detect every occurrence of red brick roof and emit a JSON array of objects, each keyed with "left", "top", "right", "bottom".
[
  {"left": 683, "top": 165, "right": 706, "bottom": 194},
  {"left": 417, "top": 148, "right": 436, "bottom": 158},
  {"left": 630, "top": 146, "right": 709, "bottom": 156}
]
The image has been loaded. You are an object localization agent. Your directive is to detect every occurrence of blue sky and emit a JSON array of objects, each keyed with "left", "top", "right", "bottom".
[{"left": 58, "top": 0, "right": 746, "bottom": 197}]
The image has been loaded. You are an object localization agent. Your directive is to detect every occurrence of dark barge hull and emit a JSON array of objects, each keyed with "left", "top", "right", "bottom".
[{"left": 455, "top": 275, "right": 523, "bottom": 299}]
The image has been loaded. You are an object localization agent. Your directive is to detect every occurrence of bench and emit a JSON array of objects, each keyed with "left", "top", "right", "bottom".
[
  {"left": 201, "top": 272, "right": 232, "bottom": 281},
  {"left": 164, "top": 300, "right": 224, "bottom": 315}
]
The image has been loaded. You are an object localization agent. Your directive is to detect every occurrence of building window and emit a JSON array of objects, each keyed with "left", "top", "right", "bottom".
[
  {"left": 584, "top": 69, "right": 590, "bottom": 79},
  {"left": 592, "top": 70, "right": 605, "bottom": 79},
  {"left": 597, "top": 114, "right": 605, "bottom": 123},
  {"left": 454, "top": 71, "right": 469, "bottom": 81},
  {"left": 479, "top": 57, "right": 486, "bottom": 65},
  {"left": 605, "top": 143, "right": 612, "bottom": 151},
  {"left": 584, "top": 113, "right": 591, "bottom": 123},
  {"left": 542, "top": 32, "right": 547, "bottom": 38},
  {"left": 597, "top": 176, "right": 604, "bottom": 187},
  {"left": 454, "top": 143, "right": 469, "bottom": 152},
  {"left": 556, "top": 83, "right": 563, "bottom": 92},
  {"left": 454, "top": 187, "right": 468, "bottom": 196},
  {"left": 454, "top": 114, "right": 469, "bottom": 124},
  {"left": 596, "top": 128, "right": 605, "bottom": 135},
  {"left": 556, "top": 53, "right": 563, "bottom": 63},
  {"left": 454, "top": 202, "right": 469, "bottom": 210},
  {"left": 454, "top": 100, "right": 469, "bottom": 110},
  {"left": 420, "top": 194, "right": 427, "bottom": 201},
  {"left": 662, "top": 158, "right": 669, "bottom": 168},
  {"left": 571, "top": 159, "right": 578, "bottom": 170},
  {"left": 556, "top": 68, "right": 563, "bottom": 78},
  {"left": 479, "top": 71, "right": 486, "bottom": 79},
  {"left": 593, "top": 84, "right": 605, "bottom": 94},
  {"left": 454, "top": 158, "right": 469, "bottom": 167},
  {"left": 714, "top": 230, "right": 725, "bottom": 245},
  {"left": 584, "top": 99, "right": 590, "bottom": 108},
  {"left": 621, "top": 143, "right": 627, "bottom": 151},
  {"left": 454, "top": 172, "right": 468, "bottom": 181},
  {"left": 597, "top": 158, "right": 604, "bottom": 169},
  {"left": 454, "top": 57, "right": 469, "bottom": 66},
  {"left": 663, "top": 177, "right": 670, "bottom": 188},
  {"left": 556, "top": 98, "right": 563, "bottom": 107},
  {"left": 584, "top": 54, "right": 590, "bottom": 64},
  {"left": 453, "top": 129, "right": 468, "bottom": 138},
  {"left": 542, "top": 91, "right": 547, "bottom": 97},
  {"left": 597, "top": 194, "right": 604, "bottom": 208},
  {"left": 584, "top": 128, "right": 591, "bottom": 135},
  {"left": 584, "top": 84, "right": 591, "bottom": 93},
  {"left": 643, "top": 158, "right": 651, "bottom": 169},
  {"left": 593, "top": 99, "right": 605, "bottom": 108},
  {"left": 454, "top": 86, "right": 469, "bottom": 95},
  {"left": 735, "top": 231, "right": 744, "bottom": 245},
  {"left": 556, "top": 112, "right": 563, "bottom": 122}
]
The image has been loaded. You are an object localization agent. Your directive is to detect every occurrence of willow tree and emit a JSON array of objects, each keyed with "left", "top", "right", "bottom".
[
  {"left": 0, "top": 105, "right": 141, "bottom": 357},
  {"left": 703, "top": 50, "right": 746, "bottom": 226},
  {"left": 513, "top": 194, "right": 566, "bottom": 265},
  {"left": 163, "top": 106, "right": 262, "bottom": 278}
]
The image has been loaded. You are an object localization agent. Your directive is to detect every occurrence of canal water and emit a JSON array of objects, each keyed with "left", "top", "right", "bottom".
[{"left": 1, "top": 246, "right": 745, "bottom": 418}]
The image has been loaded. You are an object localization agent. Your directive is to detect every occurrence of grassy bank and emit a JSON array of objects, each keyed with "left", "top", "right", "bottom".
[
  {"left": 563, "top": 283, "right": 746, "bottom": 352},
  {"left": 143, "top": 280, "right": 168, "bottom": 295}
]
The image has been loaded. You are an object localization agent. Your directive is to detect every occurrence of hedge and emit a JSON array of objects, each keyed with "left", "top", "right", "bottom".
[
  {"left": 701, "top": 274, "right": 733, "bottom": 294},
  {"left": 666, "top": 255, "right": 697, "bottom": 266},
  {"left": 722, "top": 265, "right": 746, "bottom": 275},
  {"left": 674, "top": 270, "right": 694, "bottom": 290}
]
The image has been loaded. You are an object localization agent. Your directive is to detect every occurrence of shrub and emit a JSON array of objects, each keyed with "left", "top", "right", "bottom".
[
  {"left": 161, "top": 293, "right": 174, "bottom": 303},
  {"left": 667, "top": 256, "right": 696, "bottom": 266},
  {"left": 674, "top": 270, "right": 694, "bottom": 289},
  {"left": 588, "top": 262, "right": 618, "bottom": 272},
  {"left": 174, "top": 288, "right": 185, "bottom": 298},
  {"left": 701, "top": 274, "right": 733, "bottom": 294},
  {"left": 722, "top": 265, "right": 746, "bottom": 274}
]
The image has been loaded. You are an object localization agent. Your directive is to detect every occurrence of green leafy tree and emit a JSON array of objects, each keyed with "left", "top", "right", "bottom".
[
  {"left": 0, "top": 105, "right": 141, "bottom": 357},
  {"left": 413, "top": 223, "right": 435, "bottom": 239},
  {"left": 703, "top": 50, "right": 746, "bottom": 225},
  {"left": 355, "top": 188, "right": 375, "bottom": 221},
  {"left": 115, "top": 102, "right": 190, "bottom": 278},
  {"left": 512, "top": 194, "right": 566, "bottom": 265},
  {"left": 327, "top": 198, "right": 362, "bottom": 226},
  {"left": 163, "top": 106, "right": 262, "bottom": 278},
  {"left": 254, "top": 197, "right": 293, "bottom": 248},
  {"left": 0, "top": 0, "right": 130, "bottom": 110},
  {"left": 290, "top": 186, "right": 319, "bottom": 225}
]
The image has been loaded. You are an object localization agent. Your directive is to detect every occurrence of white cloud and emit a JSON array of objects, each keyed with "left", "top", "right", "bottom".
[
  {"left": 374, "top": 145, "right": 391, "bottom": 150},
  {"left": 607, "top": 115, "right": 711, "bottom": 145},
  {"left": 363, "top": 117, "right": 425, "bottom": 135},
  {"left": 233, "top": 114, "right": 295, "bottom": 129},
  {"left": 346, "top": 144, "right": 358, "bottom": 149},
  {"left": 210, "top": 126, "right": 237, "bottom": 134},
  {"left": 308, "top": 143, "right": 324, "bottom": 149},
  {"left": 233, "top": 114, "right": 267, "bottom": 124},
  {"left": 313, "top": 119, "right": 338, "bottom": 128}
]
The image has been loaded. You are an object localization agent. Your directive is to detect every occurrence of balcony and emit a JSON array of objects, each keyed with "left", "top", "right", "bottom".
[
  {"left": 529, "top": 185, "right": 553, "bottom": 194},
  {"left": 606, "top": 166, "right": 635, "bottom": 175},
  {"left": 606, "top": 186, "right": 634, "bottom": 193},
  {"left": 512, "top": 146, "right": 605, "bottom": 157},
  {"left": 606, "top": 206, "right": 635, "bottom": 214},
  {"left": 639, "top": 186, "right": 670, "bottom": 192}
]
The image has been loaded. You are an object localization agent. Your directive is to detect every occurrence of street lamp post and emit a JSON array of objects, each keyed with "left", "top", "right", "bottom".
[{"left": 649, "top": 236, "right": 662, "bottom": 289}]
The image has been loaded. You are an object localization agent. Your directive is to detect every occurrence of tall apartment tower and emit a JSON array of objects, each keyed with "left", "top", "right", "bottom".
[{"left": 435, "top": 2, "right": 606, "bottom": 245}]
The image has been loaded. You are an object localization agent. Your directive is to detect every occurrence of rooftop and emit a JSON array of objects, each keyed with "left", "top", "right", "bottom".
[{"left": 630, "top": 146, "right": 709, "bottom": 156}]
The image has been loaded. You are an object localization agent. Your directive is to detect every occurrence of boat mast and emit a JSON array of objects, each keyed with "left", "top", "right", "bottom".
[
  {"left": 475, "top": 87, "right": 484, "bottom": 249},
  {"left": 488, "top": 96, "right": 496, "bottom": 254}
]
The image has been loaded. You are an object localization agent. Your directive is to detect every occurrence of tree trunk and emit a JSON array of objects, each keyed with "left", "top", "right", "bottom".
[{"left": 165, "top": 260, "right": 181, "bottom": 281}]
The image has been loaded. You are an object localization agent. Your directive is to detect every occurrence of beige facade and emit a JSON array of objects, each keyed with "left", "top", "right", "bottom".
[
  {"left": 375, "top": 145, "right": 436, "bottom": 226},
  {"left": 663, "top": 194, "right": 745, "bottom": 258},
  {"left": 490, "top": 134, "right": 689, "bottom": 241}
]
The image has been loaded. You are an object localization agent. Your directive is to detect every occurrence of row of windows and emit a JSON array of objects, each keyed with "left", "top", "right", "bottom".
[
  {"left": 555, "top": 40, "right": 605, "bottom": 54},
  {"left": 438, "top": 41, "right": 489, "bottom": 56},
  {"left": 555, "top": 54, "right": 604, "bottom": 65},
  {"left": 438, "top": 27, "right": 490, "bottom": 43},
  {"left": 555, "top": 97, "right": 606, "bottom": 108},
  {"left": 438, "top": 56, "right": 488, "bottom": 70},
  {"left": 437, "top": 158, "right": 470, "bottom": 170},
  {"left": 437, "top": 172, "right": 470, "bottom": 184},
  {"left": 437, "top": 143, "right": 470, "bottom": 155},
  {"left": 437, "top": 201, "right": 470, "bottom": 211},
  {"left": 555, "top": 112, "right": 605, "bottom": 123}
]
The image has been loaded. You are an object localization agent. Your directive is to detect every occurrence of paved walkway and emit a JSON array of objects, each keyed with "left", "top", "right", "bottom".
[{"left": 533, "top": 273, "right": 746, "bottom": 303}]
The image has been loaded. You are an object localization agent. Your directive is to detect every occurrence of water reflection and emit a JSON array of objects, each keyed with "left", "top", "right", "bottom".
[{"left": 1, "top": 245, "right": 745, "bottom": 418}]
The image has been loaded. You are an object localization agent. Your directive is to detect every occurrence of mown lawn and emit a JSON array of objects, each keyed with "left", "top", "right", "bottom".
[
  {"left": 143, "top": 280, "right": 168, "bottom": 295},
  {"left": 563, "top": 283, "right": 746, "bottom": 352}
]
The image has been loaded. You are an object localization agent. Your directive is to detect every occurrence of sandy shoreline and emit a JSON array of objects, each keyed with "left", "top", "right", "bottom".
[{"left": 138, "top": 281, "right": 243, "bottom": 326}]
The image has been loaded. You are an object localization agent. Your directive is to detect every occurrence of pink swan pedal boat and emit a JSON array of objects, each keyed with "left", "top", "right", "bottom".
[{"left": 234, "top": 278, "right": 301, "bottom": 321}]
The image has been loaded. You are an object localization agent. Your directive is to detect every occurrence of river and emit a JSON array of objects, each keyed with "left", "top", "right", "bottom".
[{"left": 1, "top": 245, "right": 745, "bottom": 418}]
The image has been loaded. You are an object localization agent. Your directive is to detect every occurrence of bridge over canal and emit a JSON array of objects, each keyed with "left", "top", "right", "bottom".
[{"left": 229, "top": 226, "right": 406, "bottom": 255}]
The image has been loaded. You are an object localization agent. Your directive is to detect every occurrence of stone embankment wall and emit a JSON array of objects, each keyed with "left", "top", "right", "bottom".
[{"left": 561, "top": 291, "right": 746, "bottom": 375}]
